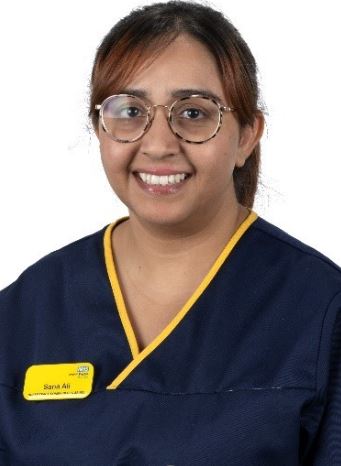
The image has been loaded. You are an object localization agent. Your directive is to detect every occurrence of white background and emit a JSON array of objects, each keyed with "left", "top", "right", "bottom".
[{"left": 0, "top": 0, "right": 340, "bottom": 289}]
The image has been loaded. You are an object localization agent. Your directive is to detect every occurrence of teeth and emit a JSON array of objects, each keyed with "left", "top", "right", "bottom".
[{"left": 137, "top": 173, "right": 188, "bottom": 185}]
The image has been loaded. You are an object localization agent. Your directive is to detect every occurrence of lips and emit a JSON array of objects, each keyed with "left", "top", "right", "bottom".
[
  {"left": 132, "top": 168, "right": 192, "bottom": 176},
  {"left": 133, "top": 170, "right": 192, "bottom": 194}
]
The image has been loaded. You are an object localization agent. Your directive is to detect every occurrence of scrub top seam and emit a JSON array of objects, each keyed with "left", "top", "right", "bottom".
[
  {"left": 110, "top": 386, "right": 318, "bottom": 395},
  {"left": 314, "top": 288, "right": 341, "bottom": 393},
  {"left": 252, "top": 222, "right": 341, "bottom": 276},
  {"left": 0, "top": 382, "right": 317, "bottom": 396}
]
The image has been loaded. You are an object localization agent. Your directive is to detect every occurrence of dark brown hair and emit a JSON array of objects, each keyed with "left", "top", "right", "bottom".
[{"left": 88, "top": 0, "right": 266, "bottom": 208}]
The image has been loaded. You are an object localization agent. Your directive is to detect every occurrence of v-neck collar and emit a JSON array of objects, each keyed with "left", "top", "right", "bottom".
[{"left": 103, "top": 209, "right": 258, "bottom": 389}]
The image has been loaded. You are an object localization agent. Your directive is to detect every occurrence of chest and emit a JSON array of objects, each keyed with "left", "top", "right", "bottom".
[
  {"left": 3, "top": 387, "right": 310, "bottom": 465},
  {"left": 118, "top": 271, "right": 198, "bottom": 351}
]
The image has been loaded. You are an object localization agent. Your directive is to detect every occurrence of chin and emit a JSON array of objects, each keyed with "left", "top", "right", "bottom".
[{"left": 130, "top": 205, "right": 197, "bottom": 228}]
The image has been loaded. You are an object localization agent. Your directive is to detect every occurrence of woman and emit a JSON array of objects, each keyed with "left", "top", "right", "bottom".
[{"left": 0, "top": 1, "right": 340, "bottom": 465}]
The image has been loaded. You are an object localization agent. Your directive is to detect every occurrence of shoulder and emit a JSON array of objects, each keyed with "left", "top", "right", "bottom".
[
  {"left": 249, "top": 214, "right": 341, "bottom": 286},
  {"left": 0, "top": 224, "right": 109, "bottom": 303},
  {"left": 252, "top": 214, "right": 341, "bottom": 271}
]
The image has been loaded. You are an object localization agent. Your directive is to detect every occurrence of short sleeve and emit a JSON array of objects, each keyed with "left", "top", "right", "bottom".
[{"left": 305, "top": 306, "right": 341, "bottom": 465}]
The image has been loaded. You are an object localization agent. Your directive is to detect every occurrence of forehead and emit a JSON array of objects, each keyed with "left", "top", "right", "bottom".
[
  {"left": 119, "top": 87, "right": 225, "bottom": 105},
  {"left": 119, "top": 34, "right": 226, "bottom": 103}
]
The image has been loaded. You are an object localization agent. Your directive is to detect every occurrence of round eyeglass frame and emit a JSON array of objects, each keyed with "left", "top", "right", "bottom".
[{"left": 94, "top": 94, "right": 236, "bottom": 144}]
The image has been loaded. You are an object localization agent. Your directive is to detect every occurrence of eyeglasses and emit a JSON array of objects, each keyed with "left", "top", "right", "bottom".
[{"left": 95, "top": 94, "right": 235, "bottom": 144}]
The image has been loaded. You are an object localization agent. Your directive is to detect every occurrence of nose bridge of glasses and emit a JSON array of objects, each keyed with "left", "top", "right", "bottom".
[
  {"left": 146, "top": 103, "right": 173, "bottom": 133},
  {"left": 140, "top": 102, "right": 180, "bottom": 146},
  {"left": 149, "top": 103, "right": 171, "bottom": 119}
]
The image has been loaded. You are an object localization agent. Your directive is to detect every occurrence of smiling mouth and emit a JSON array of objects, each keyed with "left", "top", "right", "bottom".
[{"left": 133, "top": 172, "right": 192, "bottom": 186}]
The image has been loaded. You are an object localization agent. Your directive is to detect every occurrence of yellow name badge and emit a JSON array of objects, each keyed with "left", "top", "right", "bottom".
[{"left": 23, "top": 362, "right": 94, "bottom": 401}]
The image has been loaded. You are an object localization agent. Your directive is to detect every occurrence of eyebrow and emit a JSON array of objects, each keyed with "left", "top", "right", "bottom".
[{"left": 119, "top": 88, "right": 224, "bottom": 103}]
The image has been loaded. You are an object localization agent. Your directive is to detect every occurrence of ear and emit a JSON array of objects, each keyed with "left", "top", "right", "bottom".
[{"left": 235, "top": 112, "right": 265, "bottom": 168}]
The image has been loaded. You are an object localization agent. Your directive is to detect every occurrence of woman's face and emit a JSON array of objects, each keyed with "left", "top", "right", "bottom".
[{"left": 96, "top": 34, "right": 263, "bottom": 230}]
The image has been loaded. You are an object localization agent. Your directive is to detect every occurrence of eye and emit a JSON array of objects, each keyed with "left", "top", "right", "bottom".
[
  {"left": 180, "top": 107, "right": 206, "bottom": 119},
  {"left": 117, "top": 106, "right": 144, "bottom": 118},
  {"left": 104, "top": 95, "right": 148, "bottom": 119},
  {"left": 173, "top": 100, "right": 210, "bottom": 120}
]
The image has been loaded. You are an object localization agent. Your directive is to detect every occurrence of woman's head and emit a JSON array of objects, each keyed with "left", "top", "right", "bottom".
[{"left": 88, "top": 0, "right": 264, "bottom": 209}]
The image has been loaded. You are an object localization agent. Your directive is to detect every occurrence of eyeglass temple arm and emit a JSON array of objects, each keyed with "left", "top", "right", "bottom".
[{"left": 221, "top": 105, "right": 235, "bottom": 112}]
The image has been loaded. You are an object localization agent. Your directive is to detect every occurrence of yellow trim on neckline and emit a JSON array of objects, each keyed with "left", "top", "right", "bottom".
[{"left": 104, "top": 209, "right": 258, "bottom": 389}]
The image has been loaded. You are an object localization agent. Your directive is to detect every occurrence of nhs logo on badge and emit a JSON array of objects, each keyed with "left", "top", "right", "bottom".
[{"left": 77, "top": 365, "right": 89, "bottom": 374}]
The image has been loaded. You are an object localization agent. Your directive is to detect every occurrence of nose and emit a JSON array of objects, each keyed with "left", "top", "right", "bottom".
[{"left": 139, "top": 104, "right": 180, "bottom": 158}]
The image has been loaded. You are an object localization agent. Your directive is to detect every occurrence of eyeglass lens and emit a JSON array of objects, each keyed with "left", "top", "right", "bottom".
[{"left": 100, "top": 95, "right": 220, "bottom": 142}]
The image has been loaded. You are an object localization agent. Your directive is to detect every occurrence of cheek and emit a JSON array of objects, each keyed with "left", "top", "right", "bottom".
[
  {"left": 100, "top": 151, "right": 132, "bottom": 205},
  {"left": 99, "top": 148, "right": 135, "bottom": 204},
  {"left": 193, "top": 141, "right": 237, "bottom": 179},
  {"left": 100, "top": 139, "right": 132, "bottom": 179}
]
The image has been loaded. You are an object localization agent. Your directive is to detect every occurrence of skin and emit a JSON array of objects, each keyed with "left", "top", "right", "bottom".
[{"left": 95, "top": 33, "right": 264, "bottom": 297}]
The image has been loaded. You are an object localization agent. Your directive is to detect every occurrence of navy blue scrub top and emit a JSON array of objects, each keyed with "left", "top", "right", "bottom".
[{"left": 0, "top": 209, "right": 340, "bottom": 465}]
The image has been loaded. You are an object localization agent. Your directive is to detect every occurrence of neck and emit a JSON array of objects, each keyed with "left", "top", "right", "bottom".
[{"left": 114, "top": 201, "right": 250, "bottom": 277}]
